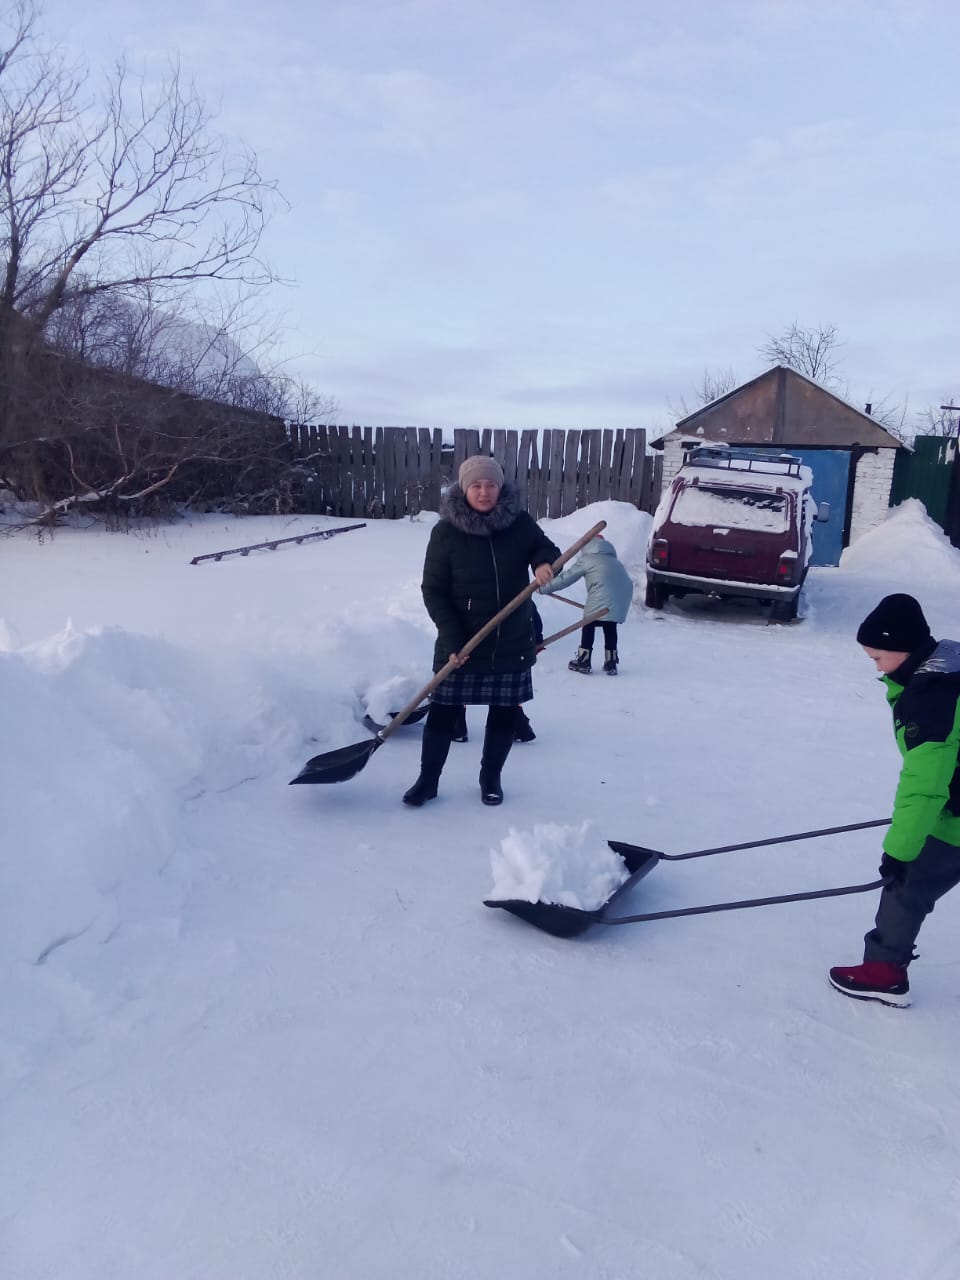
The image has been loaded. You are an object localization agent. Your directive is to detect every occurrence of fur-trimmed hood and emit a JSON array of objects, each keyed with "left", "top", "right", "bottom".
[
  {"left": 420, "top": 484, "right": 561, "bottom": 675},
  {"left": 439, "top": 480, "right": 522, "bottom": 536}
]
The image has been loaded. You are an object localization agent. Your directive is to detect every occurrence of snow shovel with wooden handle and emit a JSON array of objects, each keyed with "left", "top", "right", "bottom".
[
  {"left": 536, "top": 609, "right": 607, "bottom": 649},
  {"left": 361, "top": 609, "right": 608, "bottom": 733},
  {"left": 290, "top": 520, "right": 607, "bottom": 784},
  {"left": 484, "top": 818, "right": 890, "bottom": 938},
  {"left": 549, "top": 592, "right": 586, "bottom": 610}
]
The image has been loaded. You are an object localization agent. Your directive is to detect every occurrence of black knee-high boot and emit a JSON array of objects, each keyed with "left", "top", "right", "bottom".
[
  {"left": 479, "top": 706, "right": 515, "bottom": 805},
  {"left": 514, "top": 706, "right": 536, "bottom": 742},
  {"left": 403, "top": 707, "right": 455, "bottom": 806}
]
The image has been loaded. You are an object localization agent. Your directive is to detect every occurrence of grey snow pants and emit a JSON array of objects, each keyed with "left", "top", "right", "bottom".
[{"left": 864, "top": 835, "right": 960, "bottom": 967}]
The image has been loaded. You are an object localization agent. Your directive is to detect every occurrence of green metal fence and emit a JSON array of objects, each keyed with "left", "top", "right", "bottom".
[{"left": 890, "top": 435, "right": 957, "bottom": 528}]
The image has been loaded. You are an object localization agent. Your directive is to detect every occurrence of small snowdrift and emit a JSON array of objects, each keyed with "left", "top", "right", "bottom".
[
  {"left": 544, "top": 500, "right": 652, "bottom": 574},
  {"left": 840, "top": 499, "right": 960, "bottom": 585},
  {"left": 808, "top": 500, "right": 960, "bottom": 638}
]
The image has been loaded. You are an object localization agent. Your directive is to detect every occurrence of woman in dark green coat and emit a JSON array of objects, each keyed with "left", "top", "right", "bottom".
[{"left": 403, "top": 455, "right": 560, "bottom": 808}]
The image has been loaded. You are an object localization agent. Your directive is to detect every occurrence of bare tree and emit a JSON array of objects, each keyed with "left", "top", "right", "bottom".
[
  {"left": 0, "top": 2, "right": 341, "bottom": 519},
  {"left": 668, "top": 365, "right": 737, "bottom": 422},
  {"left": 915, "top": 400, "right": 960, "bottom": 438},
  {"left": 757, "top": 322, "right": 844, "bottom": 387},
  {"left": 858, "top": 390, "right": 912, "bottom": 444},
  {"left": 2, "top": 283, "right": 338, "bottom": 520},
  {"left": 0, "top": 3, "right": 281, "bottom": 454},
  {"left": 46, "top": 285, "right": 336, "bottom": 422},
  {"left": 1, "top": 3, "right": 276, "bottom": 330}
]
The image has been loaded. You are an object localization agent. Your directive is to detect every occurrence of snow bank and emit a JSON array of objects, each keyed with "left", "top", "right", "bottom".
[
  {"left": 802, "top": 499, "right": 960, "bottom": 641},
  {"left": 543, "top": 500, "right": 652, "bottom": 575},
  {"left": 840, "top": 499, "right": 960, "bottom": 585},
  {"left": 2, "top": 627, "right": 258, "bottom": 973}
]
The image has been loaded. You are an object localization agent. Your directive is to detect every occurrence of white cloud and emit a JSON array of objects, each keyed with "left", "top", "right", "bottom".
[{"left": 30, "top": 0, "right": 960, "bottom": 431}]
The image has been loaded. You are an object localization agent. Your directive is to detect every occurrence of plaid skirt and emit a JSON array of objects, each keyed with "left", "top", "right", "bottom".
[{"left": 431, "top": 668, "right": 533, "bottom": 706}]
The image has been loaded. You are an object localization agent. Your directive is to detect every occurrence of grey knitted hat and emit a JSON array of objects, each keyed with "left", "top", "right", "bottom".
[{"left": 458, "top": 455, "right": 504, "bottom": 490}]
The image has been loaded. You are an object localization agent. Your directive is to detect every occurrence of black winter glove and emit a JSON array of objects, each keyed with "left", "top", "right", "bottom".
[{"left": 879, "top": 853, "right": 908, "bottom": 884}]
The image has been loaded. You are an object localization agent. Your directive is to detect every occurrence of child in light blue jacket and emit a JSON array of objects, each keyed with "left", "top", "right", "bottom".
[{"left": 539, "top": 534, "right": 634, "bottom": 674}]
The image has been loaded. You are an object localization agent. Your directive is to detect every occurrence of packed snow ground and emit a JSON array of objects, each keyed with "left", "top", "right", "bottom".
[{"left": 3, "top": 498, "right": 960, "bottom": 1280}]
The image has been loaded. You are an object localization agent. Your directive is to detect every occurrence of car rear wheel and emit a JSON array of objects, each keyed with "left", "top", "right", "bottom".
[
  {"left": 772, "top": 594, "right": 799, "bottom": 622},
  {"left": 645, "top": 580, "right": 669, "bottom": 610}
]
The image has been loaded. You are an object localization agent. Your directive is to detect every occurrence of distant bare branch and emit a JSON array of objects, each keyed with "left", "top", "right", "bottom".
[
  {"left": 0, "top": 1, "right": 335, "bottom": 520},
  {"left": 757, "top": 322, "right": 844, "bottom": 387},
  {"left": 863, "top": 391, "right": 912, "bottom": 443},
  {"left": 2, "top": 1, "right": 278, "bottom": 338},
  {"left": 913, "top": 400, "right": 960, "bottom": 439},
  {"left": 667, "top": 366, "right": 737, "bottom": 422}
]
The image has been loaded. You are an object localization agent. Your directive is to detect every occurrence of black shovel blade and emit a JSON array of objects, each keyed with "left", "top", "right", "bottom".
[
  {"left": 482, "top": 898, "right": 604, "bottom": 938},
  {"left": 393, "top": 703, "right": 429, "bottom": 725},
  {"left": 483, "top": 845, "right": 660, "bottom": 938},
  {"left": 289, "top": 735, "right": 383, "bottom": 784},
  {"left": 361, "top": 704, "right": 430, "bottom": 734},
  {"left": 607, "top": 839, "right": 661, "bottom": 861}
]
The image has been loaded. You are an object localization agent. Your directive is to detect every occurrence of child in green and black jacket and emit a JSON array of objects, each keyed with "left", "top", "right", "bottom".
[{"left": 830, "top": 594, "right": 960, "bottom": 1007}]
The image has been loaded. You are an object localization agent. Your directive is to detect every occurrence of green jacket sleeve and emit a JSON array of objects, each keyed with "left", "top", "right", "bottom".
[{"left": 884, "top": 681, "right": 960, "bottom": 861}]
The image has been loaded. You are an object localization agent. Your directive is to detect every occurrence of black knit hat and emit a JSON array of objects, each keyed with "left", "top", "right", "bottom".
[{"left": 856, "top": 594, "right": 931, "bottom": 653}]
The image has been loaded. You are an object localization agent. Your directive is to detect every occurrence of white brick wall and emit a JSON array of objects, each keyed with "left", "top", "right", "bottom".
[
  {"left": 659, "top": 435, "right": 703, "bottom": 496},
  {"left": 848, "top": 449, "right": 896, "bottom": 545}
]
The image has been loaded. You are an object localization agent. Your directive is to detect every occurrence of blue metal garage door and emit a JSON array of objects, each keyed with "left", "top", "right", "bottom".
[{"left": 750, "top": 447, "right": 850, "bottom": 566}]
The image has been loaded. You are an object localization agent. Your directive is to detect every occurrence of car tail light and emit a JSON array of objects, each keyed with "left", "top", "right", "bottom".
[
  {"left": 651, "top": 539, "right": 669, "bottom": 568},
  {"left": 776, "top": 554, "right": 797, "bottom": 584}
]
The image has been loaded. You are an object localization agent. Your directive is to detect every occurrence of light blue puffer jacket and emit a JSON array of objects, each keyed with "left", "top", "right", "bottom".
[{"left": 540, "top": 537, "right": 635, "bottom": 623}]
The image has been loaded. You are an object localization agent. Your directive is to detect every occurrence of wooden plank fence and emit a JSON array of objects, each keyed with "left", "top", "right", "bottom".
[{"left": 288, "top": 425, "right": 662, "bottom": 520}]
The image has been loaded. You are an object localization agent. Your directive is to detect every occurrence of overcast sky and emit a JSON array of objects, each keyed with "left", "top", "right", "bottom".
[{"left": 39, "top": 0, "right": 960, "bottom": 433}]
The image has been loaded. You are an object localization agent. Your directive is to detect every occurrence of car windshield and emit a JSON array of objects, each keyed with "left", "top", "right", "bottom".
[{"left": 671, "top": 485, "right": 789, "bottom": 533}]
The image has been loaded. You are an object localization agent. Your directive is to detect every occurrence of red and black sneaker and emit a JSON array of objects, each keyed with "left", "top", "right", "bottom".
[{"left": 828, "top": 961, "right": 910, "bottom": 1008}]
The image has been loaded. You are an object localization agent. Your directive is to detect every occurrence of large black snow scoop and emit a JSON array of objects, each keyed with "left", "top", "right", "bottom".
[
  {"left": 484, "top": 843, "right": 660, "bottom": 938},
  {"left": 290, "top": 521, "right": 607, "bottom": 785},
  {"left": 484, "top": 818, "right": 890, "bottom": 939}
]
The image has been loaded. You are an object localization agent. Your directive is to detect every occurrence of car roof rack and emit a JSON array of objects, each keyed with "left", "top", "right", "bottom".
[{"left": 684, "top": 446, "right": 803, "bottom": 478}]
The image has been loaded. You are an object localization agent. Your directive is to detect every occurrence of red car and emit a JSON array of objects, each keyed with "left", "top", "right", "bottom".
[{"left": 645, "top": 447, "right": 830, "bottom": 621}]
